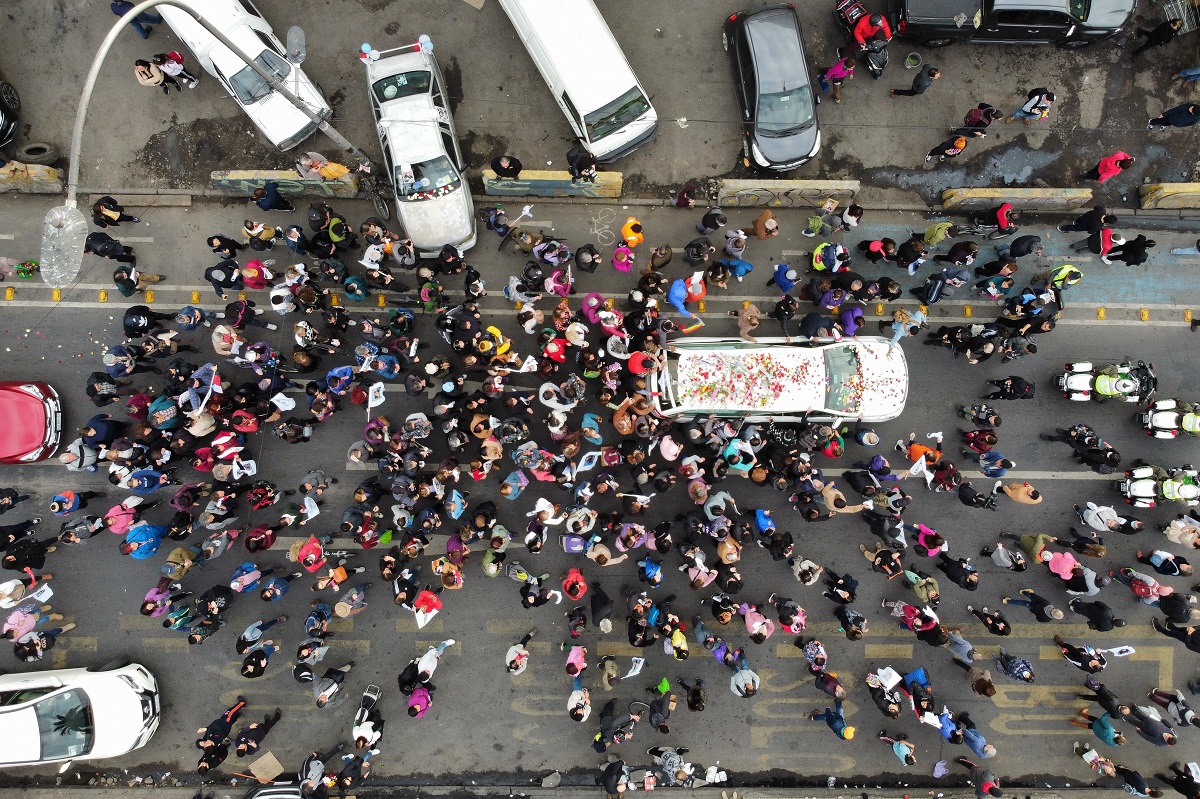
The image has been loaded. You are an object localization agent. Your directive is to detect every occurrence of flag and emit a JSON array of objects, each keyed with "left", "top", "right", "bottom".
[{"left": 367, "top": 382, "right": 387, "bottom": 408}]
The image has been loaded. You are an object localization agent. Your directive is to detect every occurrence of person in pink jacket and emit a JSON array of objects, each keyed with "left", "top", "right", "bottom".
[
  {"left": 739, "top": 602, "right": 776, "bottom": 643},
  {"left": 1081, "top": 151, "right": 1135, "bottom": 184}
]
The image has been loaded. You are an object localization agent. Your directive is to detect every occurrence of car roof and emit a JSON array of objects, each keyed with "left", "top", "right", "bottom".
[
  {"left": 742, "top": 6, "right": 806, "bottom": 92},
  {"left": 370, "top": 51, "right": 446, "bottom": 163},
  {"left": 903, "top": 0, "right": 983, "bottom": 18},
  {"left": 0, "top": 707, "right": 41, "bottom": 763}
]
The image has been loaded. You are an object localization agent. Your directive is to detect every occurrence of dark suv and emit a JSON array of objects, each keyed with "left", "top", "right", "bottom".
[
  {"left": 0, "top": 76, "right": 18, "bottom": 149},
  {"left": 888, "top": 0, "right": 1136, "bottom": 48}
]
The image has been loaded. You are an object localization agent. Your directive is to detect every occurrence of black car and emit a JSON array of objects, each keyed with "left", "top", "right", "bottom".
[
  {"left": 888, "top": 0, "right": 1136, "bottom": 48},
  {"left": 723, "top": 4, "right": 820, "bottom": 171},
  {"left": 0, "top": 76, "right": 18, "bottom": 150}
]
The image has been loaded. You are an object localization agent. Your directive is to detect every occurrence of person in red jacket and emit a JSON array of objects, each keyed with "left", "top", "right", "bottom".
[
  {"left": 1081, "top": 151, "right": 1135, "bottom": 184},
  {"left": 1070, "top": 228, "right": 1123, "bottom": 260},
  {"left": 854, "top": 13, "right": 892, "bottom": 46}
]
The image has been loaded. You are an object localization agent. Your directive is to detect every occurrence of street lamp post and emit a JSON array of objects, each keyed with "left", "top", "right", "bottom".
[{"left": 40, "top": 0, "right": 370, "bottom": 289}]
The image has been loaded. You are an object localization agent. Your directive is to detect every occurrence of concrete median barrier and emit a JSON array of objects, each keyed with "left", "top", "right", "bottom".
[
  {"left": 210, "top": 169, "right": 359, "bottom": 199},
  {"left": 1139, "top": 182, "right": 1200, "bottom": 209},
  {"left": 0, "top": 160, "right": 63, "bottom": 193},
  {"left": 718, "top": 178, "right": 859, "bottom": 208},
  {"left": 482, "top": 169, "right": 622, "bottom": 198},
  {"left": 942, "top": 187, "right": 1092, "bottom": 211}
]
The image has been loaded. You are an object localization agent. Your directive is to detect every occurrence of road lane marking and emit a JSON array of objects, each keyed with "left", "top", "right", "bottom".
[
  {"left": 0, "top": 234, "right": 14, "bottom": 240},
  {"left": 990, "top": 714, "right": 1082, "bottom": 735},
  {"left": 396, "top": 617, "right": 442, "bottom": 633},
  {"left": 509, "top": 694, "right": 563, "bottom": 717},
  {"left": 756, "top": 752, "right": 856, "bottom": 771},
  {"left": 864, "top": 643, "right": 914, "bottom": 659},
  {"left": 51, "top": 636, "right": 97, "bottom": 669}
]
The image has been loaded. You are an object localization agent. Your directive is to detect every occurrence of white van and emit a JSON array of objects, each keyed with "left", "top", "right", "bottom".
[
  {"left": 158, "top": 0, "right": 331, "bottom": 151},
  {"left": 496, "top": 0, "right": 657, "bottom": 163},
  {"left": 651, "top": 337, "right": 909, "bottom": 423}
]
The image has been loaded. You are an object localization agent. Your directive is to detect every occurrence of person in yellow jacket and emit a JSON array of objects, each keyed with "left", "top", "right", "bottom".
[{"left": 621, "top": 217, "right": 644, "bottom": 248}]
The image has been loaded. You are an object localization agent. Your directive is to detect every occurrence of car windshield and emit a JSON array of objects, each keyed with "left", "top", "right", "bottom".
[
  {"left": 584, "top": 86, "right": 652, "bottom": 142},
  {"left": 35, "top": 689, "right": 94, "bottom": 761},
  {"left": 372, "top": 70, "right": 431, "bottom": 104},
  {"left": 394, "top": 155, "right": 461, "bottom": 200},
  {"left": 823, "top": 345, "right": 863, "bottom": 413},
  {"left": 757, "top": 85, "right": 815, "bottom": 135},
  {"left": 229, "top": 50, "right": 291, "bottom": 105}
]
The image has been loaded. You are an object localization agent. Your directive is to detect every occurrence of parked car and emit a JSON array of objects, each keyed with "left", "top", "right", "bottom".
[
  {"left": 0, "top": 661, "right": 160, "bottom": 769},
  {"left": 158, "top": 0, "right": 331, "bottom": 150},
  {"left": 364, "top": 43, "right": 476, "bottom": 256},
  {"left": 723, "top": 4, "right": 821, "bottom": 170},
  {"left": 0, "top": 381, "right": 61, "bottom": 464},
  {"left": 650, "top": 337, "right": 908, "bottom": 423},
  {"left": 0, "top": 75, "right": 19, "bottom": 150},
  {"left": 887, "top": 0, "right": 1136, "bottom": 48}
]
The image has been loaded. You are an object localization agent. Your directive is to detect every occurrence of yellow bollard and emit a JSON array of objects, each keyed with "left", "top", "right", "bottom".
[
  {"left": 3, "top": 287, "right": 13, "bottom": 301},
  {"left": 919, "top": 304, "right": 928, "bottom": 315},
  {"left": 144, "top": 290, "right": 154, "bottom": 303},
  {"left": 1140, "top": 308, "right": 1150, "bottom": 321},
  {"left": 1096, "top": 307, "right": 1106, "bottom": 320},
  {"left": 51, "top": 288, "right": 62, "bottom": 302},
  {"left": 377, "top": 293, "right": 387, "bottom": 308},
  {"left": 330, "top": 293, "right": 341, "bottom": 307},
  {"left": 1186, "top": 309, "right": 1194, "bottom": 323},
  {"left": 875, "top": 302, "right": 885, "bottom": 317},
  {"left": 191, "top": 291, "right": 201, "bottom": 304},
  {"left": 697, "top": 300, "right": 706, "bottom": 313},
  {"left": 98, "top": 289, "right": 108, "bottom": 303},
  {"left": 963, "top": 305, "right": 973, "bottom": 318}
]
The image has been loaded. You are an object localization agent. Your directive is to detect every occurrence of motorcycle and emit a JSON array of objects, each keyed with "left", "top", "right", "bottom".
[
  {"left": 1057, "top": 360, "right": 1156, "bottom": 403},
  {"left": 1115, "top": 464, "right": 1200, "bottom": 508},
  {"left": 834, "top": 0, "right": 889, "bottom": 79},
  {"left": 1142, "top": 399, "right": 1200, "bottom": 439}
]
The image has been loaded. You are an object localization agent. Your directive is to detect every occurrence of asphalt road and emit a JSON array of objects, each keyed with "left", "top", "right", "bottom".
[
  {"left": 0, "top": 194, "right": 1198, "bottom": 790},
  {"left": 2, "top": 1, "right": 1197, "bottom": 203}
]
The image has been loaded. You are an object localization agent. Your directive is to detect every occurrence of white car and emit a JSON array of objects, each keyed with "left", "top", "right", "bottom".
[
  {"left": 0, "top": 661, "right": 160, "bottom": 769},
  {"left": 364, "top": 43, "right": 476, "bottom": 256},
  {"left": 651, "top": 337, "right": 909, "bottom": 423},
  {"left": 159, "top": 0, "right": 331, "bottom": 151}
]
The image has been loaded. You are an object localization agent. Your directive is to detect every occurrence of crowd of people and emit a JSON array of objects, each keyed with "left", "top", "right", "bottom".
[{"left": 3, "top": 175, "right": 1200, "bottom": 799}]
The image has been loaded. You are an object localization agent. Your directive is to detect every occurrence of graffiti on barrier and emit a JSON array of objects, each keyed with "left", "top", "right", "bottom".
[
  {"left": 210, "top": 172, "right": 359, "bottom": 199},
  {"left": 483, "top": 171, "right": 622, "bottom": 199},
  {"left": 718, "top": 179, "right": 859, "bottom": 208}
]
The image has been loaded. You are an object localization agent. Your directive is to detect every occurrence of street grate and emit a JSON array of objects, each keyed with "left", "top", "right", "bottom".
[{"left": 1162, "top": 0, "right": 1200, "bottom": 33}]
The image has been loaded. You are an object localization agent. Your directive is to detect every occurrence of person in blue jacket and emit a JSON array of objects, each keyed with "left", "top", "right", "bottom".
[{"left": 121, "top": 522, "right": 165, "bottom": 559}]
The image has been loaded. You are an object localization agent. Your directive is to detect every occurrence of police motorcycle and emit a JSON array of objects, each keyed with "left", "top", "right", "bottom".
[
  {"left": 1058, "top": 360, "right": 1156, "bottom": 403},
  {"left": 1142, "top": 399, "right": 1200, "bottom": 439},
  {"left": 1116, "top": 464, "right": 1200, "bottom": 508}
]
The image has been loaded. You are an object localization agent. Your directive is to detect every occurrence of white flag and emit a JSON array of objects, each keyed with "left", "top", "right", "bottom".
[{"left": 367, "top": 382, "right": 387, "bottom": 408}]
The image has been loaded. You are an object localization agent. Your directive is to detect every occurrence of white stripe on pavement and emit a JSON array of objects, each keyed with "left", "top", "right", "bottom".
[{"left": 0, "top": 234, "right": 14, "bottom": 240}]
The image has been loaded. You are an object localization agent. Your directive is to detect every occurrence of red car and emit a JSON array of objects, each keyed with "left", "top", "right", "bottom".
[{"left": 0, "top": 381, "right": 61, "bottom": 464}]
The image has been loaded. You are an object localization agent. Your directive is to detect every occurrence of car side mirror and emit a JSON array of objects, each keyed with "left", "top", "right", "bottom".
[
  {"left": 1065, "top": 24, "right": 1076, "bottom": 37},
  {"left": 58, "top": 761, "right": 73, "bottom": 774}
]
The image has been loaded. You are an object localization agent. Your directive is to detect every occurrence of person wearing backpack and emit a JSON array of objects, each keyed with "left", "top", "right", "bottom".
[
  {"left": 152, "top": 52, "right": 198, "bottom": 88},
  {"left": 956, "top": 103, "right": 1002, "bottom": 138}
]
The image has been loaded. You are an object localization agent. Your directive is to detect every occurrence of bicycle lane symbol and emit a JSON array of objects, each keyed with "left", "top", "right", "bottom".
[{"left": 589, "top": 207, "right": 617, "bottom": 247}]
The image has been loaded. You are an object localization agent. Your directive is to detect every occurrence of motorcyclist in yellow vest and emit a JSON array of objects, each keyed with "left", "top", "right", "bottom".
[
  {"left": 1095, "top": 374, "right": 1134, "bottom": 398},
  {"left": 1043, "top": 264, "right": 1082, "bottom": 290},
  {"left": 1182, "top": 412, "right": 1200, "bottom": 435}
]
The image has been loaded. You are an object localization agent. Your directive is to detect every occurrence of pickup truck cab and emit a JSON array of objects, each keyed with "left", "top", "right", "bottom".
[{"left": 888, "top": 0, "right": 1136, "bottom": 48}]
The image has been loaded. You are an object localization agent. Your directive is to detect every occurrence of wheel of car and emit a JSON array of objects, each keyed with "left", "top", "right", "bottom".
[
  {"left": 721, "top": 31, "right": 728, "bottom": 51},
  {"left": 14, "top": 142, "right": 59, "bottom": 166},
  {"left": 1057, "top": 38, "right": 1092, "bottom": 49},
  {"left": 921, "top": 37, "right": 955, "bottom": 48},
  {"left": 87, "top": 657, "right": 130, "bottom": 672},
  {"left": 0, "top": 82, "right": 19, "bottom": 113}
]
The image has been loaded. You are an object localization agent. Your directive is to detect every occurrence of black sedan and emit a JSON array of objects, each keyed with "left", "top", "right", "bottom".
[{"left": 723, "top": 4, "right": 821, "bottom": 171}]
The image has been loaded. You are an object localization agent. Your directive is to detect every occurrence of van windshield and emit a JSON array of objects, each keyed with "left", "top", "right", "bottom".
[
  {"left": 585, "top": 87, "right": 651, "bottom": 142},
  {"left": 230, "top": 50, "right": 291, "bottom": 105},
  {"left": 756, "top": 85, "right": 815, "bottom": 135},
  {"left": 394, "top": 155, "right": 461, "bottom": 201}
]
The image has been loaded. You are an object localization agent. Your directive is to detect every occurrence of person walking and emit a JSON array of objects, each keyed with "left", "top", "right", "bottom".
[
  {"left": 1069, "top": 708, "right": 1126, "bottom": 746},
  {"left": 151, "top": 52, "right": 199, "bottom": 88},
  {"left": 955, "top": 103, "right": 1003, "bottom": 138},
  {"left": 956, "top": 758, "right": 1004, "bottom": 798},
  {"left": 819, "top": 57, "right": 855, "bottom": 104},
  {"left": 1157, "top": 763, "right": 1200, "bottom": 799},
  {"left": 892, "top": 66, "right": 939, "bottom": 98},
  {"left": 1107, "top": 234, "right": 1155, "bottom": 266},
  {"left": 195, "top": 696, "right": 246, "bottom": 774},
  {"left": 809, "top": 699, "right": 855, "bottom": 739},
  {"left": 1006, "top": 88, "right": 1054, "bottom": 125},
  {"left": 110, "top": 0, "right": 163, "bottom": 39},
  {"left": 252, "top": 181, "right": 295, "bottom": 213},
  {"left": 1002, "top": 589, "right": 1062, "bottom": 622},
  {"left": 134, "top": 59, "right": 180, "bottom": 94},
  {"left": 85, "top": 231, "right": 137, "bottom": 265},
  {"left": 491, "top": 154, "right": 523, "bottom": 179},
  {"left": 1080, "top": 151, "right": 1135, "bottom": 184},
  {"left": 90, "top": 196, "right": 139, "bottom": 228},
  {"left": 1058, "top": 205, "right": 1115, "bottom": 233},
  {"left": 506, "top": 629, "right": 536, "bottom": 675},
  {"left": 1149, "top": 102, "right": 1200, "bottom": 130},
  {"left": 1133, "top": 18, "right": 1184, "bottom": 57},
  {"left": 926, "top": 136, "right": 968, "bottom": 164},
  {"left": 13, "top": 622, "right": 76, "bottom": 662}
]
